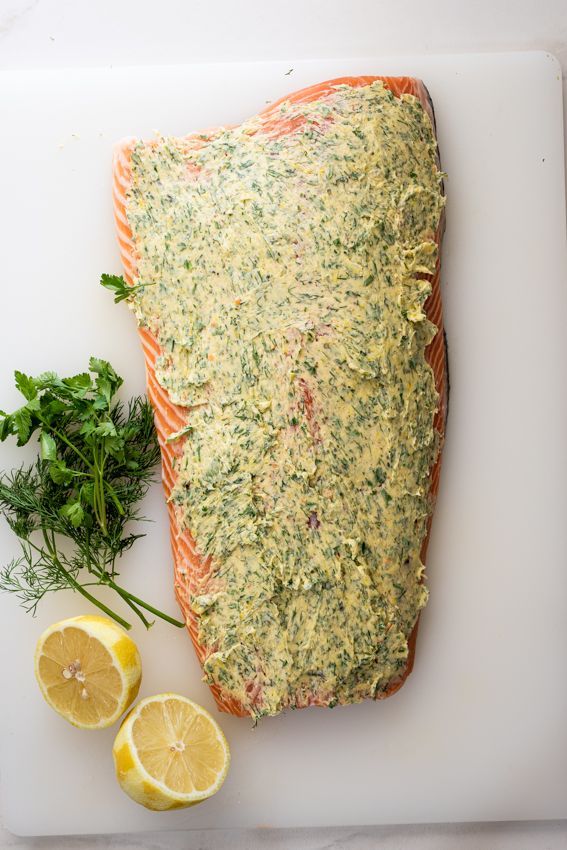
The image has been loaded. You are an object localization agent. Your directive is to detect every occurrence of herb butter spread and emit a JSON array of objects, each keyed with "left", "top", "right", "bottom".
[{"left": 125, "top": 81, "right": 445, "bottom": 718}]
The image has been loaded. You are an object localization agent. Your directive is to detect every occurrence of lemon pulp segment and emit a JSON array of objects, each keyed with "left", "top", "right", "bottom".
[{"left": 34, "top": 615, "right": 142, "bottom": 729}]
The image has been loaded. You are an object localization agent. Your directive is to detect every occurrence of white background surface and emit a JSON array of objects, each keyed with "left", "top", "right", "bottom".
[
  {"left": 0, "top": 2, "right": 566, "bottom": 849},
  {"left": 1, "top": 50, "right": 566, "bottom": 839}
]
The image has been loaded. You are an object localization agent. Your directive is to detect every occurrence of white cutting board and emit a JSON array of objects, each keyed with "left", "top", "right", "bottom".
[{"left": 0, "top": 52, "right": 566, "bottom": 837}]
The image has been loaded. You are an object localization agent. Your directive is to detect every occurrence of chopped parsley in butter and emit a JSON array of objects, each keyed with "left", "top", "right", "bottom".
[{"left": 125, "top": 81, "right": 445, "bottom": 717}]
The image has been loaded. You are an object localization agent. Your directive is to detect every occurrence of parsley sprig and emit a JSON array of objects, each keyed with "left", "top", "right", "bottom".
[
  {"left": 100, "top": 273, "right": 153, "bottom": 304},
  {"left": 0, "top": 358, "right": 184, "bottom": 631}
]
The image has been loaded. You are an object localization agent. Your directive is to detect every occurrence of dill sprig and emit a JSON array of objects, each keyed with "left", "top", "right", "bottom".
[{"left": 0, "top": 357, "right": 184, "bottom": 631}]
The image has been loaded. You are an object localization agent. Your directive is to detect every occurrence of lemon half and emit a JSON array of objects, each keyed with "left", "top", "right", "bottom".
[
  {"left": 113, "top": 693, "right": 230, "bottom": 810},
  {"left": 34, "top": 615, "right": 142, "bottom": 729}
]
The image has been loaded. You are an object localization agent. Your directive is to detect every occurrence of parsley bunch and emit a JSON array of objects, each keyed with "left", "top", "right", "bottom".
[{"left": 0, "top": 357, "right": 184, "bottom": 630}]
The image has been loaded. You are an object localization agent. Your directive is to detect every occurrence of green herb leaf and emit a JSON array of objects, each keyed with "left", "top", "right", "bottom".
[
  {"left": 14, "top": 371, "right": 37, "bottom": 401},
  {"left": 0, "top": 413, "right": 14, "bottom": 442},
  {"left": 60, "top": 501, "right": 84, "bottom": 528},
  {"left": 80, "top": 482, "right": 95, "bottom": 506},
  {"left": 13, "top": 406, "right": 33, "bottom": 445},
  {"left": 63, "top": 372, "right": 93, "bottom": 397},
  {"left": 49, "top": 459, "right": 77, "bottom": 485},
  {"left": 40, "top": 431, "right": 57, "bottom": 461},
  {"left": 93, "top": 421, "right": 117, "bottom": 438}
]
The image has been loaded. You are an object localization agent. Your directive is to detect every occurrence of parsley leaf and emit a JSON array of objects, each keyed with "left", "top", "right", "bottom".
[{"left": 14, "top": 371, "right": 37, "bottom": 401}]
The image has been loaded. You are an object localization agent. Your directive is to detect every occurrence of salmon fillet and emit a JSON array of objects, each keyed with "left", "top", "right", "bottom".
[{"left": 112, "top": 76, "right": 446, "bottom": 718}]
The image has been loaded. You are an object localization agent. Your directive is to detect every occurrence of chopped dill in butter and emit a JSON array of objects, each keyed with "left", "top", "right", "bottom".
[{"left": 125, "top": 81, "right": 445, "bottom": 717}]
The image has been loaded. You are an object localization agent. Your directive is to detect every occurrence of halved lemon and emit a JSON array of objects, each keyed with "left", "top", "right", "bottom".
[
  {"left": 113, "top": 693, "right": 230, "bottom": 810},
  {"left": 34, "top": 615, "right": 142, "bottom": 729}
]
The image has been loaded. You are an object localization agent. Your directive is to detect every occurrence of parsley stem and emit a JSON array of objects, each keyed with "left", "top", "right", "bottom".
[
  {"left": 104, "top": 576, "right": 185, "bottom": 628},
  {"left": 92, "top": 443, "right": 107, "bottom": 535},
  {"left": 25, "top": 538, "right": 131, "bottom": 630},
  {"left": 68, "top": 577, "right": 131, "bottom": 630},
  {"left": 104, "top": 480, "right": 125, "bottom": 516},
  {"left": 67, "top": 578, "right": 131, "bottom": 630},
  {"left": 113, "top": 585, "right": 152, "bottom": 628},
  {"left": 43, "top": 422, "right": 93, "bottom": 470}
]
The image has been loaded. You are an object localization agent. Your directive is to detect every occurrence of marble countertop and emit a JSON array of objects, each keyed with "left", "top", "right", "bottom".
[
  {"left": 0, "top": 1, "right": 565, "bottom": 847},
  {"left": 2, "top": 822, "right": 567, "bottom": 850}
]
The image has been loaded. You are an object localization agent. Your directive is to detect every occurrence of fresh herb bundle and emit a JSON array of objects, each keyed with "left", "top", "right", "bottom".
[{"left": 0, "top": 357, "right": 184, "bottom": 630}]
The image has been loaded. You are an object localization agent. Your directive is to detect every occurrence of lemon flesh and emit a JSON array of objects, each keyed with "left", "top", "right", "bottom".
[
  {"left": 34, "top": 615, "right": 142, "bottom": 729},
  {"left": 113, "top": 694, "right": 230, "bottom": 810}
]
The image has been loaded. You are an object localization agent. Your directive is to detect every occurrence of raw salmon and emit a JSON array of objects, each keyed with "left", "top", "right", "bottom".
[{"left": 112, "top": 76, "right": 446, "bottom": 717}]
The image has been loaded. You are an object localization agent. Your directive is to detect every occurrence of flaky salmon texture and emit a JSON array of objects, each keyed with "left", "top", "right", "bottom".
[{"left": 112, "top": 76, "right": 446, "bottom": 719}]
